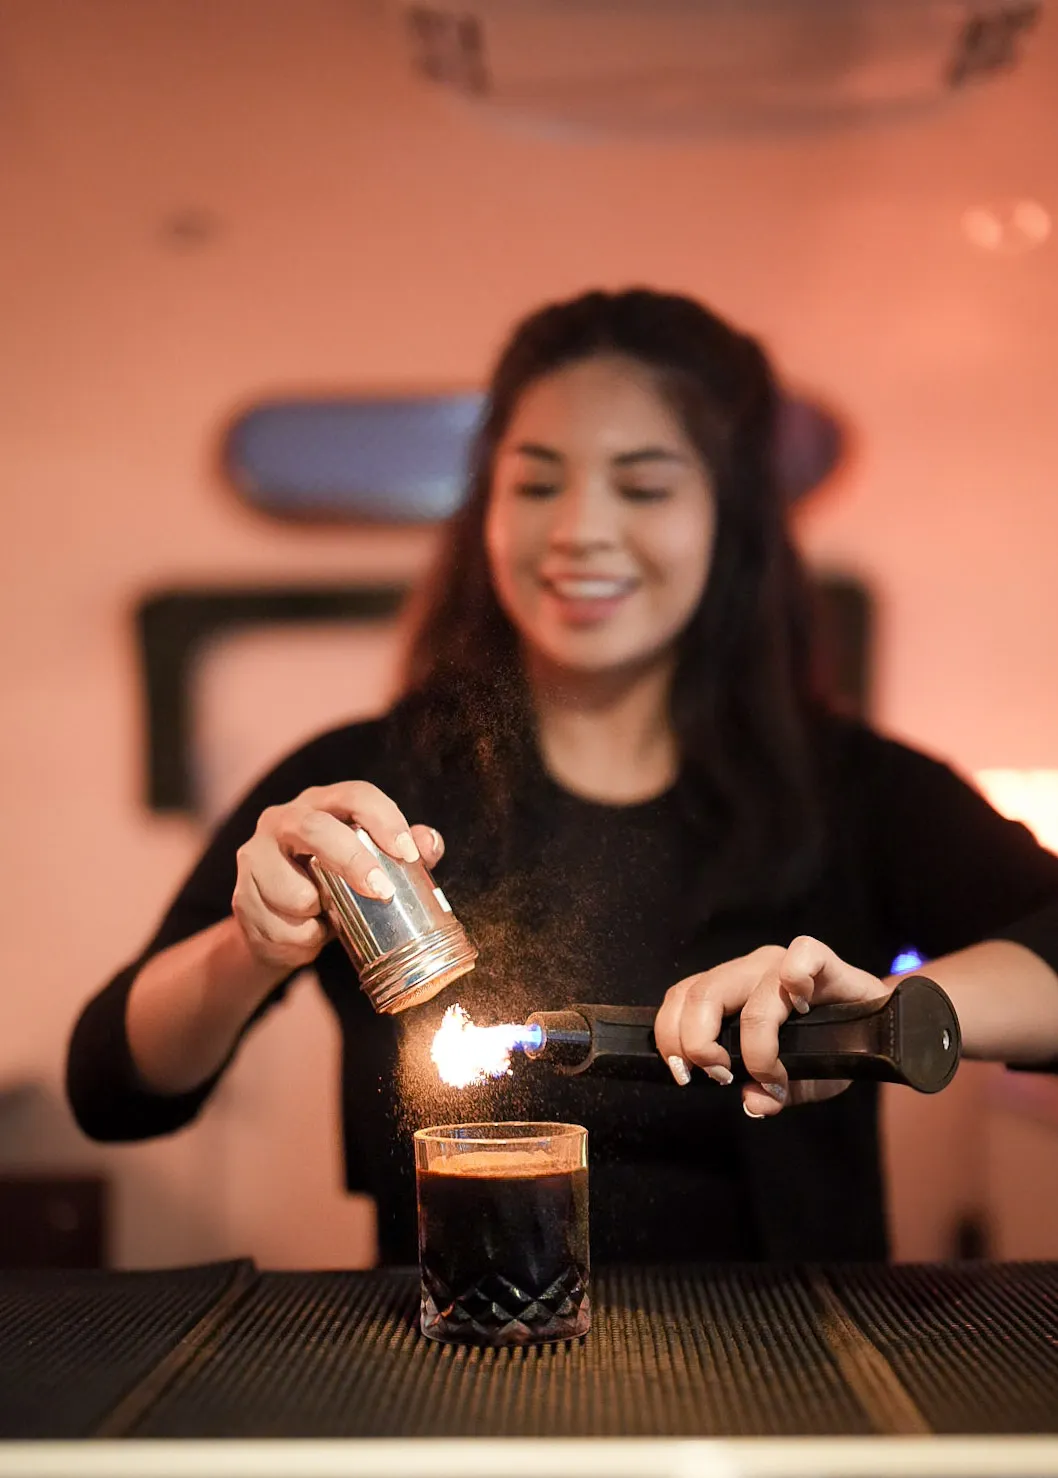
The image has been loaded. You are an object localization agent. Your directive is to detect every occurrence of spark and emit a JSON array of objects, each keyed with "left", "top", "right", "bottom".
[{"left": 430, "top": 1004, "right": 542, "bottom": 1088}]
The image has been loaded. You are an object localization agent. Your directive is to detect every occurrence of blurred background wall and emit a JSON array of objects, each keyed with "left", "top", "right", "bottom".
[{"left": 1, "top": 0, "right": 1057, "bottom": 1268}]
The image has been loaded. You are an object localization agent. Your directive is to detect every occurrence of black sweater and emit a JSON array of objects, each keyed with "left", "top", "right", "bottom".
[{"left": 66, "top": 710, "right": 1058, "bottom": 1265}]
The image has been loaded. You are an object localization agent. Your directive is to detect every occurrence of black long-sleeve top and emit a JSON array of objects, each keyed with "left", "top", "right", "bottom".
[{"left": 66, "top": 709, "right": 1058, "bottom": 1265}]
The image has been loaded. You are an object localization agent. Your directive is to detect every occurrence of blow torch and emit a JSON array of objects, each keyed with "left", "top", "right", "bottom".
[{"left": 433, "top": 977, "right": 961, "bottom": 1094}]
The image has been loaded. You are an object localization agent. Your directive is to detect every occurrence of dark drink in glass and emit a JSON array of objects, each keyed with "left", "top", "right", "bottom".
[{"left": 415, "top": 1122, "right": 589, "bottom": 1346}]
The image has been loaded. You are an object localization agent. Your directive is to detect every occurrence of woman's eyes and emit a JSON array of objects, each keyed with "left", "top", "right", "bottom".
[
  {"left": 510, "top": 481, "right": 673, "bottom": 503},
  {"left": 619, "top": 486, "right": 672, "bottom": 503},
  {"left": 514, "top": 481, "right": 560, "bottom": 500}
]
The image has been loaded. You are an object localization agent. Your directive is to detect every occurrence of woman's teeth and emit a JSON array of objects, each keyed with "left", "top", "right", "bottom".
[{"left": 546, "top": 578, "right": 635, "bottom": 599}]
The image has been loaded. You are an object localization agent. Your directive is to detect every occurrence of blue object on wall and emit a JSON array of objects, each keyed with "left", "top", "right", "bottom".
[
  {"left": 224, "top": 394, "right": 485, "bottom": 522},
  {"left": 223, "top": 390, "right": 846, "bottom": 523}
]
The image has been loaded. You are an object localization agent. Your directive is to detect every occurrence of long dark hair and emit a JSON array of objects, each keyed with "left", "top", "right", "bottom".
[{"left": 402, "top": 288, "right": 825, "bottom": 906}]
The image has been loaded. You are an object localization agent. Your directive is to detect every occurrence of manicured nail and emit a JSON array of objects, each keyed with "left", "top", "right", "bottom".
[
  {"left": 395, "top": 831, "right": 420, "bottom": 863},
  {"left": 706, "top": 1065, "right": 734, "bottom": 1086},
  {"left": 429, "top": 828, "right": 444, "bottom": 856},
  {"left": 667, "top": 1055, "right": 692, "bottom": 1086},
  {"left": 791, "top": 995, "right": 810, "bottom": 1015},
  {"left": 761, "top": 1082, "right": 787, "bottom": 1104},
  {"left": 366, "top": 867, "right": 395, "bottom": 900},
  {"left": 744, "top": 1103, "right": 766, "bottom": 1119}
]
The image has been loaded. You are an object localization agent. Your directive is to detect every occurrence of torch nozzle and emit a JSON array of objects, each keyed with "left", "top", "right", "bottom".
[{"left": 515, "top": 1023, "right": 546, "bottom": 1054}]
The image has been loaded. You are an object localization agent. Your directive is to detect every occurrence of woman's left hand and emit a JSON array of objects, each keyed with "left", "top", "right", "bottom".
[{"left": 653, "top": 936, "right": 892, "bottom": 1117}]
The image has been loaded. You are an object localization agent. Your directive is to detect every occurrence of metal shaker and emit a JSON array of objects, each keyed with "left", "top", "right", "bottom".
[{"left": 308, "top": 827, "right": 477, "bottom": 1014}]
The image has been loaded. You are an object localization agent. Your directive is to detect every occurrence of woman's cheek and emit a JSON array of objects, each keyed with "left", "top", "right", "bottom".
[
  {"left": 487, "top": 540, "right": 538, "bottom": 633},
  {"left": 646, "top": 529, "right": 713, "bottom": 615},
  {"left": 667, "top": 514, "right": 715, "bottom": 609}
]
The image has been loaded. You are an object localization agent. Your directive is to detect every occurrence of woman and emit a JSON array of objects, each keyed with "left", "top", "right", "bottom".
[{"left": 67, "top": 288, "right": 1058, "bottom": 1264}]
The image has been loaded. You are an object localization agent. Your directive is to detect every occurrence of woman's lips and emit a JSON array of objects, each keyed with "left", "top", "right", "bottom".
[{"left": 539, "top": 576, "right": 638, "bottom": 626}]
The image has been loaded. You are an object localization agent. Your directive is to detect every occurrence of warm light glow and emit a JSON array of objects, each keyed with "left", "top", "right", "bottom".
[
  {"left": 430, "top": 1004, "right": 539, "bottom": 1088},
  {"left": 962, "top": 199, "right": 1051, "bottom": 255},
  {"left": 976, "top": 770, "right": 1058, "bottom": 856}
]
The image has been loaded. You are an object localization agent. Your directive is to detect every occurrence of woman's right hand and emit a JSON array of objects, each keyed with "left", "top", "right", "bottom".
[{"left": 232, "top": 782, "right": 445, "bottom": 972}]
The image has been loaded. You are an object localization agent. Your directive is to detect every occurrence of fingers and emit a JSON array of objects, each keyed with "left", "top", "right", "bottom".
[
  {"left": 741, "top": 936, "right": 888, "bottom": 1116},
  {"left": 738, "top": 962, "right": 791, "bottom": 1117},
  {"left": 656, "top": 937, "right": 888, "bottom": 1119},
  {"left": 248, "top": 779, "right": 450, "bottom": 917},
  {"left": 411, "top": 824, "right": 445, "bottom": 868},
  {"left": 234, "top": 782, "right": 445, "bottom": 973},
  {"left": 777, "top": 933, "right": 831, "bottom": 1010},
  {"left": 655, "top": 948, "right": 783, "bottom": 1087},
  {"left": 653, "top": 944, "right": 829, "bottom": 1117},
  {"left": 780, "top": 934, "right": 889, "bottom": 1009},
  {"left": 232, "top": 871, "right": 330, "bottom": 969},
  {"left": 250, "top": 849, "right": 322, "bottom": 920},
  {"left": 269, "top": 808, "right": 395, "bottom": 901},
  {"left": 301, "top": 781, "right": 421, "bottom": 865}
]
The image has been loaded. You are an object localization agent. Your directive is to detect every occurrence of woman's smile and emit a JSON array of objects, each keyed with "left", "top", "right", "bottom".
[{"left": 538, "top": 571, "right": 641, "bottom": 627}]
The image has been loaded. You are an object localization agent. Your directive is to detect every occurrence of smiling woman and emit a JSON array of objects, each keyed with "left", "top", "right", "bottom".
[
  {"left": 404, "top": 288, "right": 818, "bottom": 886},
  {"left": 485, "top": 358, "right": 715, "bottom": 706},
  {"left": 66, "top": 287, "right": 1058, "bottom": 1269}
]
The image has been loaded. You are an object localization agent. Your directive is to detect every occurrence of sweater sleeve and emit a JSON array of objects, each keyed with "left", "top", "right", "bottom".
[
  {"left": 65, "top": 717, "right": 393, "bottom": 1143},
  {"left": 850, "top": 727, "right": 1058, "bottom": 1064},
  {"left": 850, "top": 726, "right": 1058, "bottom": 961}
]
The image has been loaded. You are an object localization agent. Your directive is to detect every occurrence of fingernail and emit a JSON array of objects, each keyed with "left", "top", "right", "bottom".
[
  {"left": 395, "top": 831, "right": 420, "bottom": 863},
  {"left": 744, "top": 1103, "right": 766, "bottom": 1120},
  {"left": 761, "top": 1081, "right": 787, "bottom": 1104},
  {"left": 791, "top": 996, "right": 811, "bottom": 1015},
  {"left": 667, "top": 1055, "right": 692, "bottom": 1086},
  {"left": 366, "top": 867, "right": 395, "bottom": 900},
  {"left": 429, "top": 828, "right": 444, "bottom": 855},
  {"left": 706, "top": 1065, "right": 734, "bottom": 1086}
]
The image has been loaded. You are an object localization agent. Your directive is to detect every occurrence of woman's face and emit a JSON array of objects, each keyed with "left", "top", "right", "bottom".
[{"left": 485, "top": 355, "right": 716, "bottom": 680}]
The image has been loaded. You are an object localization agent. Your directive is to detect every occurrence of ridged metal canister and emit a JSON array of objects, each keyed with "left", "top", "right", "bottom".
[{"left": 309, "top": 827, "right": 477, "bottom": 1014}]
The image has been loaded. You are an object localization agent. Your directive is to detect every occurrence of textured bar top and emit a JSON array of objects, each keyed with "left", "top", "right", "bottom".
[{"left": 2, "top": 1262, "right": 1058, "bottom": 1440}]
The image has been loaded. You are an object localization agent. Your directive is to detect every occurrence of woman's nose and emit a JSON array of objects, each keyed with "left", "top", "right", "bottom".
[{"left": 547, "top": 480, "right": 618, "bottom": 553}]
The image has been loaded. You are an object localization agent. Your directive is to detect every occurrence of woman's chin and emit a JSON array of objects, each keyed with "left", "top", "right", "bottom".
[{"left": 525, "top": 632, "right": 675, "bottom": 682}]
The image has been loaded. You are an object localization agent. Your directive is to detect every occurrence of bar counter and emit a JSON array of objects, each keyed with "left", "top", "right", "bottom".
[{"left": 2, "top": 1261, "right": 1058, "bottom": 1474}]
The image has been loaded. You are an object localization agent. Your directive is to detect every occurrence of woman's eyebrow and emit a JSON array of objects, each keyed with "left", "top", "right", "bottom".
[
  {"left": 507, "top": 443, "right": 688, "bottom": 466},
  {"left": 511, "top": 441, "right": 563, "bottom": 462},
  {"left": 612, "top": 447, "right": 688, "bottom": 468}
]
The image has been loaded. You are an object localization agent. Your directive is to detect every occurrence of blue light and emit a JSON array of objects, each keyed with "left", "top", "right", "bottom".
[{"left": 891, "top": 949, "right": 925, "bottom": 975}]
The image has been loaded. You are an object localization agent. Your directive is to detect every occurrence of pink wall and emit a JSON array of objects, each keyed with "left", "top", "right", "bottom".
[{"left": 2, "top": 0, "right": 1058, "bottom": 1266}]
